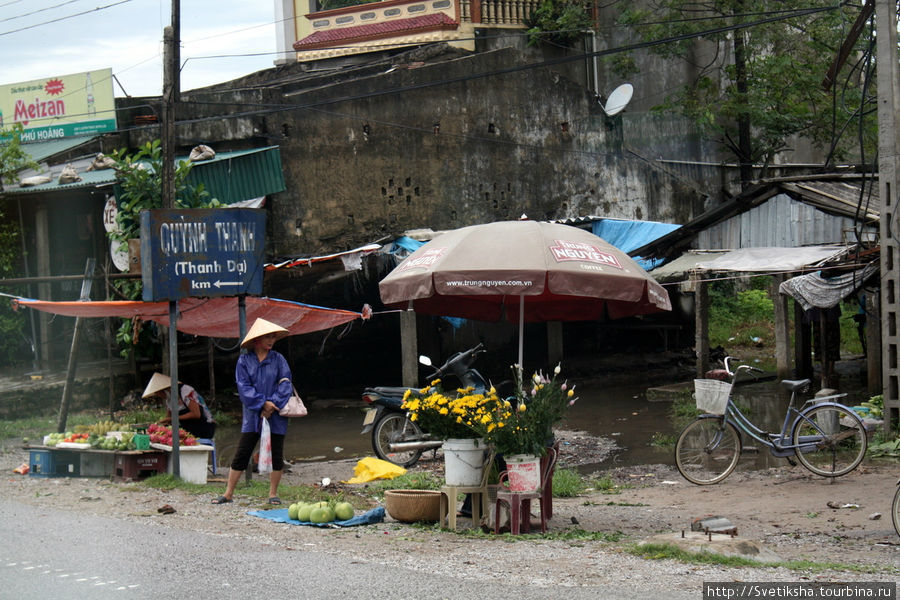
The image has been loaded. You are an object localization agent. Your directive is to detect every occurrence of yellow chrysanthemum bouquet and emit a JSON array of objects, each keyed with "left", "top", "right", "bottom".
[
  {"left": 402, "top": 366, "right": 578, "bottom": 457},
  {"left": 401, "top": 379, "right": 501, "bottom": 440}
]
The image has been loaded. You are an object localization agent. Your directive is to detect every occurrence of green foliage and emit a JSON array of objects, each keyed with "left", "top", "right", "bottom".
[
  {"left": 106, "top": 141, "right": 221, "bottom": 357},
  {"left": 524, "top": 0, "right": 593, "bottom": 47},
  {"left": 618, "top": 0, "right": 875, "bottom": 165},
  {"left": 0, "top": 123, "right": 39, "bottom": 189}
]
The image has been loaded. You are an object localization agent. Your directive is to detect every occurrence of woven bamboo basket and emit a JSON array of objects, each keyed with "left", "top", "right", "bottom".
[{"left": 384, "top": 489, "right": 441, "bottom": 523}]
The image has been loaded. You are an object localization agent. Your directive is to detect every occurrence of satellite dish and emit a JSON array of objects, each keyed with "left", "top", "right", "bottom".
[{"left": 602, "top": 83, "right": 634, "bottom": 117}]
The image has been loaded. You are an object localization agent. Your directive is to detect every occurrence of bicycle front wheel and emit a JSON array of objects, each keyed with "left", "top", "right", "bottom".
[
  {"left": 791, "top": 404, "right": 867, "bottom": 478},
  {"left": 675, "top": 416, "right": 741, "bottom": 485}
]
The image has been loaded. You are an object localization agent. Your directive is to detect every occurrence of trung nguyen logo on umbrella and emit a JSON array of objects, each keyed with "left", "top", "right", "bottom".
[
  {"left": 397, "top": 247, "right": 446, "bottom": 271},
  {"left": 549, "top": 240, "right": 623, "bottom": 270}
]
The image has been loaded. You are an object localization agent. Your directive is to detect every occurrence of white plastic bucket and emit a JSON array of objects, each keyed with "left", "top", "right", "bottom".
[
  {"left": 504, "top": 454, "right": 541, "bottom": 492},
  {"left": 442, "top": 438, "right": 485, "bottom": 486}
]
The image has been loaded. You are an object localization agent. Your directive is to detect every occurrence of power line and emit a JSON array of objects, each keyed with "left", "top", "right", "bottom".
[
  {"left": 0, "top": 0, "right": 85, "bottom": 23},
  {"left": 0, "top": 0, "right": 135, "bottom": 37}
]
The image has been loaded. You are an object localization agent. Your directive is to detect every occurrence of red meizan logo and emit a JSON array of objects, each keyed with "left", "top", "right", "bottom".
[
  {"left": 44, "top": 79, "right": 64, "bottom": 95},
  {"left": 549, "top": 239, "right": 623, "bottom": 269}
]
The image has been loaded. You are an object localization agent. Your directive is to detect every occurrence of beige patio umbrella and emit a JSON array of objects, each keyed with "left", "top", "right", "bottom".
[{"left": 379, "top": 220, "right": 672, "bottom": 367}]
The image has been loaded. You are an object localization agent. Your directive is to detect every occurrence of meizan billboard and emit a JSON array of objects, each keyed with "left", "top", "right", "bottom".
[{"left": 0, "top": 68, "right": 117, "bottom": 141}]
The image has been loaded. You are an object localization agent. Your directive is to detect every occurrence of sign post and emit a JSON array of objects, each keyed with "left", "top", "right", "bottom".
[{"left": 140, "top": 207, "right": 266, "bottom": 479}]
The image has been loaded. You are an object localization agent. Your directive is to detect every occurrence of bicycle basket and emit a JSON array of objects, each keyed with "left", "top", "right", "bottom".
[{"left": 694, "top": 379, "right": 732, "bottom": 414}]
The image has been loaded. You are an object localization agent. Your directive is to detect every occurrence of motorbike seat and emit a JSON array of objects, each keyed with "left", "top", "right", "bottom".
[{"left": 366, "top": 386, "right": 413, "bottom": 396}]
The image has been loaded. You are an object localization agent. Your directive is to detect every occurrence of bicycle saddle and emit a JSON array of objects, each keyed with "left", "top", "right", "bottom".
[{"left": 780, "top": 379, "right": 810, "bottom": 392}]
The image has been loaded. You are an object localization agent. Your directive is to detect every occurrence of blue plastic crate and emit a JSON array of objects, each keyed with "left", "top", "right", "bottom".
[{"left": 29, "top": 449, "right": 81, "bottom": 477}]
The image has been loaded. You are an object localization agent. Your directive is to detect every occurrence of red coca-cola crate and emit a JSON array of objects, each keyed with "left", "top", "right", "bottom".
[{"left": 114, "top": 451, "right": 167, "bottom": 481}]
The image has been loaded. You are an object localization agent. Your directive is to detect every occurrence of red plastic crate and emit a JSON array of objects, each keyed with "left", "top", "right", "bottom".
[{"left": 114, "top": 451, "right": 167, "bottom": 481}]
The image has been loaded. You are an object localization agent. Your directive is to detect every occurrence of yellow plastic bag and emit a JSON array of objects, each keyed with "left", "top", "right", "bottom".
[{"left": 343, "top": 457, "right": 406, "bottom": 484}]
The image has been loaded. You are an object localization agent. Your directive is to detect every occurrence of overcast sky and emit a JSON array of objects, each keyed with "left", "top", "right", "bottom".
[{"left": 0, "top": 0, "right": 280, "bottom": 98}]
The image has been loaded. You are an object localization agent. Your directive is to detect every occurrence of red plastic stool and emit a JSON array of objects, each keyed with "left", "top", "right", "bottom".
[{"left": 494, "top": 445, "right": 557, "bottom": 535}]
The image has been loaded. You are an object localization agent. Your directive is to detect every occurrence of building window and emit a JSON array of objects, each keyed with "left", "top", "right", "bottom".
[
  {"left": 313, "top": 19, "right": 330, "bottom": 28},
  {"left": 432, "top": 0, "right": 451, "bottom": 8},
  {"left": 408, "top": 4, "right": 426, "bottom": 12},
  {"left": 384, "top": 8, "right": 402, "bottom": 16},
  {"left": 336, "top": 15, "right": 354, "bottom": 24},
  {"left": 360, "top": 11, "right": 376, "bottom": 20}
]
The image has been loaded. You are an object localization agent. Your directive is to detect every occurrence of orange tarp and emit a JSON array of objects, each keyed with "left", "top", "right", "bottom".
[{"left": 12, "top": 296, "right": 369, "bottom": 338}]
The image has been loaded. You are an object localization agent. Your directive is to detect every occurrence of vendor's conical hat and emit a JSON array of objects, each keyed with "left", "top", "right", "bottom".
[
  {"left": 241, "top": 318, "right": 289, "bottom": 348},
  {"left": 142, "top": 372, "right": 171, "bottom": 398}
]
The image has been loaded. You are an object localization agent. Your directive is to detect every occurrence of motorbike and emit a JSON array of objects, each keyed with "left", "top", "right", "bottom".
[{"left": 361, "top": 343, "right": 490, "bottom": 467}]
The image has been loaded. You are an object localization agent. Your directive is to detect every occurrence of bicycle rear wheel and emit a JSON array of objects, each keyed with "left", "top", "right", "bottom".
[
  {"left": 791, "top": 404, "right": 867, "bottom": 478},
  {"left": 892, "top": 483, "right": 900, "bottom": 538},
  {"left": 675, "top": 416, "right": 741, "bottom": 485}
]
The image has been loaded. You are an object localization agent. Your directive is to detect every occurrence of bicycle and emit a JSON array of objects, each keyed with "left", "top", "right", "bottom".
[
  {"left": 892, "top": 480, "right": 900, "bottom": 538},
  {"left": 675, "top": 357, "right": 868, "bottom": 485}
]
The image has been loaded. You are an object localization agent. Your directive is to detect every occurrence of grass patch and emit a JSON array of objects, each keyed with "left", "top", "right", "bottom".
[
  {"left": 460, "top": 527, "right": 624, "bottom": 542},
  {"left": 627, "top": 543, "right": 897, "bottom": 574},
  {"left": 364, "top": 471, "right": 444, "bottom": 494},
  {"left": 141, "top": 474, "right": 369, "bottom": 508},
  {"left": 0, "top": 413, "right": 100, "bottom": 445},
  {"left": 552, "top": 468, "right": 586, "bottom": 497},
  {"left": 649, "top": 432, "right": 676, "bottom": 447}
]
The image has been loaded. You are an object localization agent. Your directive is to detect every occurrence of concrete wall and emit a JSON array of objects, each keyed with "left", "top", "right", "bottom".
[{"left": 169, "top": 46, "right": 704, "bottom": 257}]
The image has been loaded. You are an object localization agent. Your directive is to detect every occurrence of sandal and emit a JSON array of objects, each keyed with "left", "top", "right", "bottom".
[
  {"left": 211, "top": 496, "right": 233, "bottom": 505},
  {"left": 267, "top": 496, "right": 282, "bottom": 505}
]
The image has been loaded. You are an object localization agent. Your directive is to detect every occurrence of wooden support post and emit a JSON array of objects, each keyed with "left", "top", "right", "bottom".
[
  {"left": 794, "top": 302, "right": 813, "bottom": 380},
  {"left": 694, "top": 273, "right": 709, "bottom": 378},
  {"left": 866, "top": 291, "right": 882, "bottom": 395},
  {"left": 57, "top": 259, "right": 95, "bottom": 433},
  {"left": 401, "top": 304, "right": 418, "bottom": 388},
  {"left": 772, "top": 274, "right": 791, "bottom": 380},
  {"left": 547, "top": 321, "right": 563, "bottom": 367}
]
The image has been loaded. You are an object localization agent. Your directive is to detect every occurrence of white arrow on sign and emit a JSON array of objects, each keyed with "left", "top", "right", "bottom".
[{"left": 214, "top": 280, "right": 243, "bottom": 288}]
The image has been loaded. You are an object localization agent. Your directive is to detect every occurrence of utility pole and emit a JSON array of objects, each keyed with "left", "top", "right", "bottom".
[
  {"left": 876, "top": 0, "right": 900, "bottom": 432},
  {"left": 162, "top": 0, "right": 182, "bottom": 474}
]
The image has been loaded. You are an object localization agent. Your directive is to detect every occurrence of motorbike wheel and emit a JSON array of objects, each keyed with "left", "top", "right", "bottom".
[{"left": 372, "top": 413, "right": 424, "bottom": 467}]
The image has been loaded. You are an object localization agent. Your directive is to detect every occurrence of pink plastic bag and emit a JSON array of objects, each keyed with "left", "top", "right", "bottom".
[{"left": 258, "top": 418, "right": 273, "bottom": 474}]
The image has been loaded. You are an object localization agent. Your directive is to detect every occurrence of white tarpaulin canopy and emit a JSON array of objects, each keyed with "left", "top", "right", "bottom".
[{"left": 694, "top": 246, "right": 849, "bottom": 272}]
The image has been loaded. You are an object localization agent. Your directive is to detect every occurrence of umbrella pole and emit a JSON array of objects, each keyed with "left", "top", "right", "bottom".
[{"left": 518, "top": 294, "right": 524, "bottom": 369}]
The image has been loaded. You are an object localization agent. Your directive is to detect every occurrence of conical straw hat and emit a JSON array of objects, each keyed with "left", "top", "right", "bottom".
[
  {"left": 241, "top": 318, "right": 289, "bottom": 349},
  {"left": 142, "top": 372, "right": 171, "bottom": 398}
]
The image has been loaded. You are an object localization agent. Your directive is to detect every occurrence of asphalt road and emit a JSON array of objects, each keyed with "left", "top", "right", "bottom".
[{"left": 0, "top": 498, "right": 688, "bottom": 600}]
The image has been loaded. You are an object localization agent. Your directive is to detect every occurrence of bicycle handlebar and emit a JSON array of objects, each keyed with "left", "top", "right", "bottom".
[{"left": 723, "top": 356, "right": 764, "bottom": 376}]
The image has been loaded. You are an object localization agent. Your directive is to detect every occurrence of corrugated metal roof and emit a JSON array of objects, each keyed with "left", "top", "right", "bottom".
[
  {"left": 18, "top": 136, "right": 99, "bottom": 163},
  {"left": 630, "top": 174, "right": 878, "bottom": 260},
  {"left": 3, "top": 146, "right": 286, "bottom": 204},
  {"left": 185, "top": 146, "right": 286, "bottom": 205}
]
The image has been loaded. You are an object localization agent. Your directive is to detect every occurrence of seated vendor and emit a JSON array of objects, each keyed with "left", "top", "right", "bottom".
[{"left": 142, "top": 372, "right": 216, "bottom": 440}]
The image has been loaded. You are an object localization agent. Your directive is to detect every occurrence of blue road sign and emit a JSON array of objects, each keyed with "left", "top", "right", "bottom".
[{"left": 140, "top": 208, "right": 266, "bottom": 302}]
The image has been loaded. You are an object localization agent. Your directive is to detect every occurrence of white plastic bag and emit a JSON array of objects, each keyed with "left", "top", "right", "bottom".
[{"left": 258, "top": 418, "right": 273, "bottom": 474}]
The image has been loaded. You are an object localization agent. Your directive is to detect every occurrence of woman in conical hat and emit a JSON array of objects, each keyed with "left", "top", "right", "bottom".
[
  {"left": 213, "top": 318, "right": 293, "bottom": 505},
  {"left": 143, "top": 372, "right": 216, "bottom": 440}
]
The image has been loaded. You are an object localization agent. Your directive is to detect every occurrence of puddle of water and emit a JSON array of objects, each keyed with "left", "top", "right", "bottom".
[{"left": 212, "top": 377, "right": 875, "bottom": 472}]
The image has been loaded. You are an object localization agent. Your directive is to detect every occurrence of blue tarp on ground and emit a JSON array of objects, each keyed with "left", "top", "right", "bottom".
[
  {"left": 590, "top": 219, "right": 681, "bottom": 270},
  {"left": 248, "top": 506, "right": 385, "bottom": 528}
]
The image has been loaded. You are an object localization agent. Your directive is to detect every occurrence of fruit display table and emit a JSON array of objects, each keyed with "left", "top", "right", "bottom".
[{"left": 150, "top": 443, "right": 214, "bottom": 484}]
